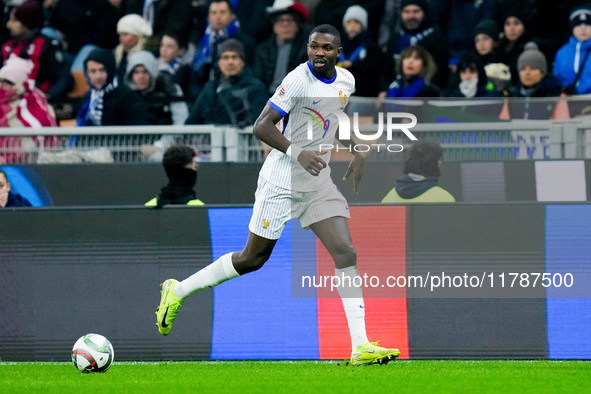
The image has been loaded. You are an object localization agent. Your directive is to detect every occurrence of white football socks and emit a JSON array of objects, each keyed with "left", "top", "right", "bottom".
[
  {"left": 335, "top": 266, "right": 369, "bottom": 350},
  {"left": 173, "top": 252, "right": 240, "bottom": 300}
]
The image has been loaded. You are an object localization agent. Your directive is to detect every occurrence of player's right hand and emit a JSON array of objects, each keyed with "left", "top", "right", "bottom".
[{"left": 297, "top": 150, "right": 327, "bottom": 176}]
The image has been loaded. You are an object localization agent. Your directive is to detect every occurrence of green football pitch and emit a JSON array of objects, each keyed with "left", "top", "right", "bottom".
[{"left": 1, "top": 360, "right": 590, "bottom": 393}]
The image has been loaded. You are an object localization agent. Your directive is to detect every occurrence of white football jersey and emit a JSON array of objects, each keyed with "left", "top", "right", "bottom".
[{"left": 259, "top": 61, "right": 355, "bottom": 192}]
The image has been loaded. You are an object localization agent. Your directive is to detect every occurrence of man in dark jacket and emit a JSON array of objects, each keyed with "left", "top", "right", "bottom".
[
  {"left": 0, "top": 169, "right": 32, "bottom": 208},
  {"left": 189, "top": 0, "right": 256, "bottom": 99},
  {"left": 186, "top": 39, "right": 267, "bottom": 127},
  {"left": 76, "top": 48, "right": 148, "bottom": 126},
  {"left": 253, "top": 0, "right": 309, "bottom": 95},
  {"left": 381, "top": 0, "right": 450, "bottom": 90}
]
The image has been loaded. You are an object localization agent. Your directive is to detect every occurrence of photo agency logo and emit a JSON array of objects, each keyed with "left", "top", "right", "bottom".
[{"left": 304, "top": 108, "right": 418, "bottom": 153}]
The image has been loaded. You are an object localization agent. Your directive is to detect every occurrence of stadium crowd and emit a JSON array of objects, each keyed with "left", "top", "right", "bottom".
[{"left": 0, "top": 0, "right": 590, "bottom": 129}]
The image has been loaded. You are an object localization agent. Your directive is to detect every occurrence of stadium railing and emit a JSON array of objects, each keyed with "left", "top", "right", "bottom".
[{"left": 2, "top": 99, "right": 591, "bottom": 165}]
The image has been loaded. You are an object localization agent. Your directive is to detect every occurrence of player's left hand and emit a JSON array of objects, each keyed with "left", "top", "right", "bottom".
[{"left": 343, "top": 153, "right": 366, "bottom": 193}]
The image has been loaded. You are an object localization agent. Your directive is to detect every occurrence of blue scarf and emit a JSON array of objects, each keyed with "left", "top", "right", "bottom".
[
  {"left": 76, "top": 79, "right": 118, "bottom": 126},
  {"left": 396, "top": 26, "right": 434, "bottom": 54},
  {"left": 192, "top": 18, "right": 240, "bottom": 69},
  {"left": 385, "top": 76, "right": 425, "bottom": 112},
  {"left": 158, "top": 56, "right": 183, "bottom": 75},
  {"left": 339, "top": 33, "right": 369, "bottom": 64}
]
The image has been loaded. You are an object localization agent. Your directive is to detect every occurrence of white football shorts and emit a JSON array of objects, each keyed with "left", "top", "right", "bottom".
[{"left": 248, "top": 177, "right": 350, "bottom": 240}]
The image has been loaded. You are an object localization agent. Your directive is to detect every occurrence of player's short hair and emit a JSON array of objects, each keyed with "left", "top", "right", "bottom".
[
  {"left": 403, "top": 141, "right": 443, "bottom": 177},
  {"left": 0, "top": 168, "right": 7, "bottom": 181},
  {"left": 309, "top": 24, "right": 341, "bottom": 46},
  {"left": 163, "top": 146, "right": 196, "bottom": 168}
]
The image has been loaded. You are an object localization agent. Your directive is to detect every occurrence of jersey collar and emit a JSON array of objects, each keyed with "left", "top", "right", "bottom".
[{"left": 306, "top": 61, "right": 337, "bottom": 84}]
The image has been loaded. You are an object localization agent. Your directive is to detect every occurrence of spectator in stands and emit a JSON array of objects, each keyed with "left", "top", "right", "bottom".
[
  {"left": 381, "top": 0, "right": 450, "bottom": 91},
  {"left": 554, "top": 7, "right": 591, "bottom": 95},
  {"left": 124, "top": 50, "right": 188, "bottom": 126},
  {"left": 382, "top": 141, "right": 455, "bottom": 203},
  {"left": 509, "top": 42, "right": 562, "bottom": 120},
  {"left": 385, "top": 45, "right": 439, "bottom": 99},
  {"left": 145, "top": 145, "right": 204, "bottom": 207},
  {"left": 189, "top": 0, "right": 256, "bottom": 99},
  {"left": 314, "top": 0, "right": 355, "bottom": 35},
  {"left": 430, "top": 0, "right": 500, "bottom": 69},
  {"left": 338, "top": 5, "right": 382, "bottom": 98},
  {"left": 253, "top": 0, "right": 309, "bottom": 95},
  {"left": 186, "top": 38, "right": 267, "bottom": 127},
  {"left": 48, "top": 0, "right": 119, "bottom": 55},
  {"left": 2, "top": 0, "right": 72, "bottom": 101},
  {"left": 473, "top": 19, "right": 501, "bottom": 66},
  {"left": 444, "top": 54, "right": 499, "bottom": 98},
  {"left": 0, "top": 55, "right": 57, "bottom": 127},
  {"left": 119, "top": 0, "right": 192, "bottom": 37},
  {"left": 114, "top": 13, "right": 153, "bottom": 82},
  {"left": 76, "top": 48, "right": 148, "bottom": 126},
  {"left": 0, "top": 55, "right": 58, "bottom": 164},
  {"left": 383, "top": 45, "right": 439, "bottom": 122},
  {"left": 314, "top": 0, "right": 385, "bottom": 44},
  {"left": 113, "top": 0, "right": 193, "bottom": 52},
  {"left": 0, "top": 168, "right": 32, "bottom": 207},
  {"left": 158, "top": 32, "right": 192, "bottom": 98},
  {"left": 495, "top": 8, "right": 533, "bottom": 86}
]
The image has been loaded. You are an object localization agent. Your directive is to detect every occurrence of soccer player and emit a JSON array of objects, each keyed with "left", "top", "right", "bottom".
[{"left": 156, "top": 24, "right": 400, "bottom": 366}]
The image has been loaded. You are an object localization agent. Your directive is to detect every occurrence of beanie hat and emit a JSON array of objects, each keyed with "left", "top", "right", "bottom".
[
  {"left": 570, "top": 7, "right": 591, "bottom": 29},
  {"left": 266, "top": 0, "right": 309, "bottom": 23},
  {"left": 343, "top": 5, "right": 368, "bottom": 30},
  {"left": 400, "top": 0, "right": 429, "bottom": 14},
  {"left": 12, "top": 0, "right": 42, "bottom": 30},
  {"left": 473, "top": 18, "right": 500, "bottom": 40},
  {"left": 502, "top": 8, "right": 529, "bottom": 28},
  {"left": 117, "top": 14, "right": 153, "bottom": 37},
  {"left": 218, "top": 38, "right": 246, "bottom": 60},
  {"left": 0, "top": 55, "right": 33, "bottom": 85},
  {"left": 517, "top": 42, "right": 547, "bottom": 74}
]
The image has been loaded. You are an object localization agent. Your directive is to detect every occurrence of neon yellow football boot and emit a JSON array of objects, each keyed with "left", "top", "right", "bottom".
[
  {"left": 350, "top": 341, "right": 400, "bottom": 366},
  {"left": 156, "top": 279, "right": 184, "bottom": 335}
]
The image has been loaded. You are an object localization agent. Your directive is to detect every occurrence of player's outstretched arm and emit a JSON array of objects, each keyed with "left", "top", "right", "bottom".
[
  {"left": 253, "top": 104, "right": 328, "bottom": 176},
  {"left": 337, "top": 135, "right": 367, "bottom": 194}
]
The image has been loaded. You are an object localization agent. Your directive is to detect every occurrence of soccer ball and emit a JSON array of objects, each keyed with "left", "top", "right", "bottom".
[{"left": 71, "top": 333, "right": 114, "bottom": 373}]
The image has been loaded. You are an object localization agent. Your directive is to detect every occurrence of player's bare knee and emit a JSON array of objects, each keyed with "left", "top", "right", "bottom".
[
  {"left": 233, "top": 250, "right": 270, "bottom": 274},
  {"left": 333, "top": 245, "right": 357, "bottom": 268}
]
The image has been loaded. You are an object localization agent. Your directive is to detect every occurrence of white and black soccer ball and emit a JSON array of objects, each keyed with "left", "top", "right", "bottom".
[{"left": 71, "top": 333, "right": 114, "bottom": 373}]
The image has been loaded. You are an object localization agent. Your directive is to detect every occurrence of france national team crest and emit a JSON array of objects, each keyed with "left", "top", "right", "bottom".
[{"left": 339, "top": 90, "right": 347, "bottom": 105}]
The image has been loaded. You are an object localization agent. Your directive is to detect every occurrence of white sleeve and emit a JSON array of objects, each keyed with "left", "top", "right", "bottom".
[{"left": 267, "top": 67, "right": 305, "bottom": 117}]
